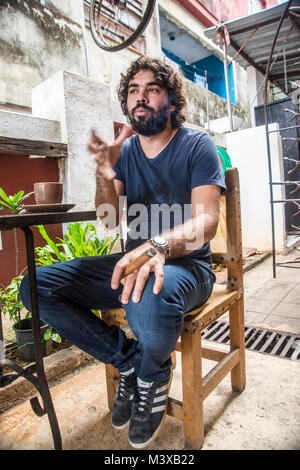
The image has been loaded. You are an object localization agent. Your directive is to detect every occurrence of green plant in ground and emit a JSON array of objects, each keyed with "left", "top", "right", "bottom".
[
  {"left": 35, "top": 222, "right": 119, "bottom": 265},
  {"left": 34, "top": 222, "right": 119, "bottom": 319}
]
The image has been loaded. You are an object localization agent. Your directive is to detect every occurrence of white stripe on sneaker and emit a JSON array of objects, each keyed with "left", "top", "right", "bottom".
[
  {"left": 156, "top": 384, "right": 168, "bottom": 393},
  {"left": 151, "top": 404, "right": 166, "bottom": 413},
  {"left": 153, "top": 393, "right": 167, "bottom": 403}
]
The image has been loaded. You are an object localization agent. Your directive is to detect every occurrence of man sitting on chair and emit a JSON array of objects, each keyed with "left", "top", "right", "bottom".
[{"left": 20, "top": 57, "right": 225, "bottom": 449}]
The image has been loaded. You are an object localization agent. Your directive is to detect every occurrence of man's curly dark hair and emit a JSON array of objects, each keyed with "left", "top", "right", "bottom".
[{"left": 117, "top": 57, "right": 186, "bottom": 129}]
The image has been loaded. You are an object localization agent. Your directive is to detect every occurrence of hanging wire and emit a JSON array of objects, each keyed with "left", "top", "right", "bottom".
[{"left": 283, "top": 39, "right": 288, "bottom": 93}]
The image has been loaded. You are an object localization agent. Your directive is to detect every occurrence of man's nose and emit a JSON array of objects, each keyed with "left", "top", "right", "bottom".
[{"left": 136, "top": 89, "right": 148, "bottom": 103}]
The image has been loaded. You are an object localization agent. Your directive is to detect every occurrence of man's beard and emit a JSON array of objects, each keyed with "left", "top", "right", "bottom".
[{"left": 128, "top": 103, "right": 170, "bottom": 136}]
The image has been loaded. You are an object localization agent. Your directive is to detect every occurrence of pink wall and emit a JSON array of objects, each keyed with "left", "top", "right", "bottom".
[
  {"left": 0, "top": 154, "right": 63, "bottom": 287},
  {"left": 199, "top": 0, "right": 279, "bottom": 22}
]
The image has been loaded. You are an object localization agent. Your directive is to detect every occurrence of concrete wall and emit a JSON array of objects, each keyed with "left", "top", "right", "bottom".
[
  {"left": 31, "top": 71, "right": 115, "bottom": 211},
  {"left": 226, "top": 123, "right": 286, "bottom": 251}
]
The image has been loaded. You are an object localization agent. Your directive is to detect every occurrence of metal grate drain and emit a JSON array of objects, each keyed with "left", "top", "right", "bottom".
[{"left": 202, "top": 320, "right": 300, "bottom": 362}]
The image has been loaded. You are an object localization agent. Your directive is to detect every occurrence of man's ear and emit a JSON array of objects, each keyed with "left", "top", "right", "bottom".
[{"left": 168, "top": 93, "right": 176, "bottom": 113}]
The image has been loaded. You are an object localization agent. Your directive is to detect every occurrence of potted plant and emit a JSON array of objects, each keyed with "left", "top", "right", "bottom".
[
  {"left": 0, "top": 187, "right": 57, "bottom": 362},
  {"left": 0, "top": 187, "right": 33, "bottom": 283},
  {"left": 0, "top": 276, "right": 56, "bottom": 362}
]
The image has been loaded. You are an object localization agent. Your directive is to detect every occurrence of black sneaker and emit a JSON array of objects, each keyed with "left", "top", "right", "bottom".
[
  {"left": 128, "top": 370, "right": 172, "bottom": 448},
  {"left": 111, "top": 367, "right": 136, "bottom": 429}
]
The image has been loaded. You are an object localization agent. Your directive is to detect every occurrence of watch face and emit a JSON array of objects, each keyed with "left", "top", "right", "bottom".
[{"left": 153, "top": 236, "right": 166, "bottom": 245}]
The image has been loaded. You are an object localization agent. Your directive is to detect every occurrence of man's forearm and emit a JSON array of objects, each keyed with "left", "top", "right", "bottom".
[
  {"left": 95, "top": 175, "right": 118, "bottom": 207},
  {"left": 95, "top": 176, "right": 120, "bottom": 226},
  {"left": 160, "top": 213, "right": 218, "bottom": 259}
]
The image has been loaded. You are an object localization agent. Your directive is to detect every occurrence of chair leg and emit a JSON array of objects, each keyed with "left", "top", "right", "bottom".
[
  {"left": 171, "top": 350, "right": 177, "bottom": 369},
  {"left": 229, "top": 298, "right": 246, "bottom": 392},
  {"left": 105, "top": 363, "right": 119, "bottom": 410},
  {"left": 181, "top": 328, "right": 204, "bottom": 449}
]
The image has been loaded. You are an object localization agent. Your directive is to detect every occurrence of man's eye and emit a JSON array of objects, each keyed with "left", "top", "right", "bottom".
[
  {"left": 149, "top": 88, "right": 159, "bottom": 93},
  {"left": 129, "top": 89, "right": 137, "bottom": 94}
]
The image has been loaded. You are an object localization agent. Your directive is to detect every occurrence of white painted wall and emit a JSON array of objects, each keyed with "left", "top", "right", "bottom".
[{"left": 226, "top": 123, "right": 286, "bottom": 251}]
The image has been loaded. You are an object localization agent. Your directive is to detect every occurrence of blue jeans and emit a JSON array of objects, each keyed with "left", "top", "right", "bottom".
[{"left": 20, "top": 253, "right": 214, "bottom": 382}]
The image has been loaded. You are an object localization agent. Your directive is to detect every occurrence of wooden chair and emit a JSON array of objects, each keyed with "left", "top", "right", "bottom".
[{"left": 100, "top": 167, "right": 245, "bottom": 449}]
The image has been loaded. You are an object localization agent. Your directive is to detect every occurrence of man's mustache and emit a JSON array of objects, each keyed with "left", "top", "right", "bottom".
[{"left": 131, "top": 103, "right": 154, "bottom": 115}]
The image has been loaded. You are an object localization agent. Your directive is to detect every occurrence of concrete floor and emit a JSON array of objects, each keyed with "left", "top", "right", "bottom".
[
  {"left": 242, "top": 249, "right": 300, "bottom": 334},
  {"left": 0, "top": 248, "right": 300, "bottom": 450}
]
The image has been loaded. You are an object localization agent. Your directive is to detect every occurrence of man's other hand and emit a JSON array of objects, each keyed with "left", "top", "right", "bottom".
[{"left": 111, "top": 243, "right": 165, "bottom": 304}]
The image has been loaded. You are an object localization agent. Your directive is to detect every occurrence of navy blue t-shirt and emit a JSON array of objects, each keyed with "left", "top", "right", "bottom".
[{"left": 114, "top": 126, "right": 226, "bottom": 265}]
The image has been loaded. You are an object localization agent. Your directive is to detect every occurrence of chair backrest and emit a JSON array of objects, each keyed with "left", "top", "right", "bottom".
[{"left": 210, "top": 168, "right": 243, "bottom": 292}]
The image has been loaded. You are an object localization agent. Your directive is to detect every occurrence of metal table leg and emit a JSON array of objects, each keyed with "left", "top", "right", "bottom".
[
  {"left": 22, "top": 227, "right": 62, "bottom": 450},
  {"left": 0, "top": 227, "right": 62, "bottom": 450}
]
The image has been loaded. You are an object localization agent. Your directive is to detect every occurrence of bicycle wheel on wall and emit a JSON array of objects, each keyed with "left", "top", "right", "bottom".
[{"left": 89, "top": 0, "right": 156, "bottom": 52}]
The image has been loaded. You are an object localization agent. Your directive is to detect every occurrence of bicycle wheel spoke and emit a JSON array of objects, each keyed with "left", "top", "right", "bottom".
[{"left": 89, "top": 0, "right": 155, "bottom": 52}]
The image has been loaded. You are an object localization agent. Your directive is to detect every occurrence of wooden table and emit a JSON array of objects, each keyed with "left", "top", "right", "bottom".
[{"left": 0, "top": 210, "right": 96, "bottom": 450}]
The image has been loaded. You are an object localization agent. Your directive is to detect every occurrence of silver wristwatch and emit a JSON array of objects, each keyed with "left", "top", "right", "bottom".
[{"left": 149, "top": 236, "right": 170, "bottom": 260}]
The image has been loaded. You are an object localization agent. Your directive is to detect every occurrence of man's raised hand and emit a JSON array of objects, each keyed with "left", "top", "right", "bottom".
[{"left": 88, "top": 125, "right": 132, "bottom": 181}]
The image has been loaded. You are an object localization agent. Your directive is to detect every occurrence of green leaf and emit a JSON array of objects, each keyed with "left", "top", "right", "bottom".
[
  {"left": 13, "top": 190, "right": 24, "bottom": 202},
  {"left": 0, "top": 200, "right": 11, "bottom": 210},
  {"left": 0, "top": 187, "right": 10, "bottom": 203},
  {"left": 51, "top": 333, "right": 61, "bottom": 343},
  {"left": 18, "top": 191, "right": 34, "bottom": 204},
  {"left": 43, "top": 328, "right": 52, "bottom": 341},
  {"left": 36, "top": 225, "right": 66, "bottom": 262}
]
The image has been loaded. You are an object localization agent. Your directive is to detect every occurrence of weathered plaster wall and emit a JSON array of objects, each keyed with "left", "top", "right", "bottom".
[
  {"left": 183, "top": 76, "right": 247, "bottom": 129},
  {"left": 0, "top": 0, "right": 86, "bottom": 108}
]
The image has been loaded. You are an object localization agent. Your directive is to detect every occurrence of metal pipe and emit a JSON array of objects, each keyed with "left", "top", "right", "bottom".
[
  {"left": 263, "top": 0, "right": 293, "bottom": 279},
  {"left": 205, "top": 70, "right": 210, "bottom": 132},
  {"left": 223, "top": 37, "right": 233, "bottom": 132}
]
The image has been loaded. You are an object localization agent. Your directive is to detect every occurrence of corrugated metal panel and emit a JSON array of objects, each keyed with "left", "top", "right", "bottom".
[{"left": 204, "top": 1, "right": 300, "bottom": 93}]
